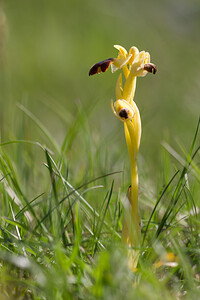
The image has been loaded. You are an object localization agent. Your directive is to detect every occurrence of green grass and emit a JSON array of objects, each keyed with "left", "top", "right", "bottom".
[
  {"left": 0, "top": 0, "right": 200, "bottom": 299},
  {"left": 0, "top": 102, "right": 199, "bottom": 299}
]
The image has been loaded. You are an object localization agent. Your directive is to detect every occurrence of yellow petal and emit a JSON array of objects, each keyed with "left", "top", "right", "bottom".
[
  {"left": 134, "top": 51, "right": 145, "bottom": 65},
  {"left": 111, "top": 45, "right": 132, "bottom": 73},
  {"left": 135, "top": 52, "right": 151, "bottom": 77},
  {"left": 128, "top": 46, "right": 139, "bottom": 66},
  {"left": 131, "top": 51, "right": 153, "bottom": 77},
  {"left": 114, "top": 44, "right": 128, "bottom": 57},
  {"left": 129, "top": 51, "right": 148, "bottom": 77},
  {"left": 144, "top": 52, "right": 150, "bottom": 64}
]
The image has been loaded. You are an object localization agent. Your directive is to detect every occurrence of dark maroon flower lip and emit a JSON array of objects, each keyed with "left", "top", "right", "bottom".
[
  {"left": 143, "top": 63, "right": 157, "bottom": 74},
  {"left": 89, "top": 58, "right": 114, "bottom": 76},
  {"left": 119, "top": 108, "right": 129, "bottom": 119}
]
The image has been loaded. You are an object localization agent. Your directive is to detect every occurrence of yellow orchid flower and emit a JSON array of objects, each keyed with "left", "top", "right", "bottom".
[
  {"left": 89, "top": 45, "right": 157, "bottom": 271},
  {"left": 89, "top": 45, "right": 156, "bottom": 76},
  {"left": 89, "top": 44, "right": 156, "bottom": 105}
]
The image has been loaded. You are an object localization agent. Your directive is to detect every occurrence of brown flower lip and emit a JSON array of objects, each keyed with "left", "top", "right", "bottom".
[
  {"left": 144, "top": 63, "right": 157, "bottom": 74},
  {"left": 119, "top": 108, "right": 129, "bottom": 119},
  {"left": 89, "top": 58, "right": 114, "bottom": 76}
]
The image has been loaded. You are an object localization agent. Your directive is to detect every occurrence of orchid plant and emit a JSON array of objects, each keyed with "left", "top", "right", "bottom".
[{"left": 89, "top": 45, "right": 157, "bottom": 270}]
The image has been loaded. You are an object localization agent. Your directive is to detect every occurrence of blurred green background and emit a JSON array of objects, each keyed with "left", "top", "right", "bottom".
[
  {"left": 0, "top": 2, "right": 200, "bottom": 298},
  {"left": 0, "top": 0, "right": 200, "bottom": 181}
]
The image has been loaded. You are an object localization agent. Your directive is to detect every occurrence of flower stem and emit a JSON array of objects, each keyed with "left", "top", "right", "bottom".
[{"left": 122, "top": 105, "right": 141, "bottom": 263}]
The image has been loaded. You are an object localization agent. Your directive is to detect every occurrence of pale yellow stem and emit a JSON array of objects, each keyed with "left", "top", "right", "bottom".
[
  {"left": 130, "top": 160, "right": 139, "bottom": 215},
  {"left": 123, "top": 121, "right": 141, "bottom": 247},
  {"left": 122, "top": 65, "right": 130, "bottom": 79},
  {"left": 121, "top": 104, "right": 141, "bottom": 271},
  {"left": 122, "top": 76, "right": 137, "bottom": 104}
]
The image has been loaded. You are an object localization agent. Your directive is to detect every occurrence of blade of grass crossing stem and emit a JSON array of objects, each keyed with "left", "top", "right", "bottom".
[
  {"left": 0, "top": 140, "right": 55, "bottom": 156},
  {"left": 158, "top": 145, "right": 200, "bottom": 237},
  {"left": 40, "top": 163, "right": 121, "bottom": 238},
  {"left": 45, "top": 150, "right": 67, "bottom": 246},
  {"left": 67, "top": 204, "right": 82, "bottom": 268},
  {"left": 44, "top": 150, "right": 74, "bottom": 238},
  {"left": 183, "top": 187, "right": 198, "bottom": 218},
  {"left": 45, "top": 150, "right": 59, "bottom": 205},
  {"left": 188, "top": 116, "right": 200, "bottom": 157},
  {"left": 166, "top": 202, "right": 186, "bottom": 230},
  {"left": 162, "top": 142, "right": 200, "bottom": 182},
  {"left": 62, "top": 196, "right": 105, "bottom": 250},
  {"left": 113, "top": 192, "right": 120, "bottom": 231},
  {"left": 74, "top": 202, "right": 81, "bottom": 248},
  {"left": 15, "top": 192, "right": 45, "bottom": 230},
  {"left": 15, "top": 192, "right": 45, "bottom": 219},
  {"left": 165, "top": 147, "right": 200, "bottom": 231},
  {"left": 156, "top": 119, "right": 200, "bottom": 239},
  {"left": 94, "top": 190, "right": 110, "bottom": 239},
  {"left": 156, "top": 169, "right": 187, "bottom": 238},
  {"left": 3, "top": 217, "right": 30, "bottom": 232},
  {"left": 142, "top": 170, "right": 179, "bottom": 246},
  {"left": 0, "top": 173, "right": 10, "bottom": 182},
  {"left": 93, "top": 181, "right": 114, "bottom": 255},
  {"left": 178, "top": 143, "right": 200, "bottom": 181}
]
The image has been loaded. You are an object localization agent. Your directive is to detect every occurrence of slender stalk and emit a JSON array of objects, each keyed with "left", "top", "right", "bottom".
[
  {"left": 89, "top": 44, "right": 157, "bottom": 270},
  {"left": 122, "top": 120, "right": 141, "bottom": 248},
  {"left": 123, "top": 76, "right": 137, "bottom": 104},
  {"left": 121, "top": 102, "right": 141, "bottom": 270}
]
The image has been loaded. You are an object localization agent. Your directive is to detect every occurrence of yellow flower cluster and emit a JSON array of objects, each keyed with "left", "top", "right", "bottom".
[{"left": 89, "top": 45, "right": 157, "bottom": 270}]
